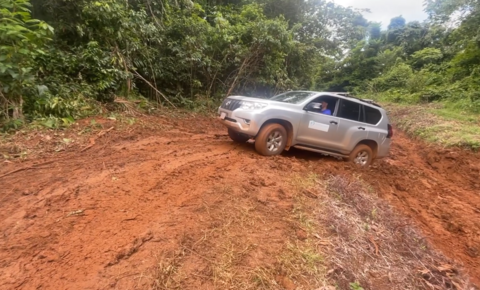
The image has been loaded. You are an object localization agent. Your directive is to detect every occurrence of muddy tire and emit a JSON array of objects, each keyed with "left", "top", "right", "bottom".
[
  {"left": 254, "top": 123, "right": 287, "bottom": 156},
  {"left": 348, "top": 144, "right": 373, "bottom": 167},
  {"left": 228, "top": 129, "right": 250, "bottom": 143}
]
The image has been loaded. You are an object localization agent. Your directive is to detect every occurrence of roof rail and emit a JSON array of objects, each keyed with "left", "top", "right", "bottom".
[
  {"left": 329, "top": 92, "right": 350, "bottom": 97},
  {"left": 327, "top": 91, "right": 381, "bottom": 108}
]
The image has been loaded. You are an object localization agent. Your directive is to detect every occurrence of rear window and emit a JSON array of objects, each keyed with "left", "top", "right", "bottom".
[
  {"left": 337, "top": 100, "right": 361, "bottom": 121},
  {"left": 364, "top": 106, "right": 382, "bottom": 124}
]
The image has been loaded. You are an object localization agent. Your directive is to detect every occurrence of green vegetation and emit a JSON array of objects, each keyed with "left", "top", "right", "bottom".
[
  {"left": 1, "top": 0, "right": 368, "bottom": 130},
  {"left": 333, "top": 1, "right": 480, "bottom": 115},
  {"left": 384, "top": 103, "right": 480, "bottom": 150},
  {"left": 1, "top": 0, "right": 479, "bottom": 134}
]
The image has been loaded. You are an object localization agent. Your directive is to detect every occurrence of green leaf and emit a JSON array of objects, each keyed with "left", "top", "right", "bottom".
[
  {"left": 43, "top": 119, "right": 55, "bottom": 128},
  {"left": 8, "top": 71, "right": 19, "bottom": 79},
  {"left": 36, "top": 85, "right": 49, "bottom": 96}
]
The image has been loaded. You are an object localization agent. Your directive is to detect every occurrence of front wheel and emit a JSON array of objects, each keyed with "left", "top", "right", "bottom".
[
  {"left": 228, "top": 128, "right": 250, "bottom": 143},
  {"left": 254, "top": 123, "right": 287, "bottom": 156},
  {"left": 348, "top": 144, "right": 373, "bottom": 167}
]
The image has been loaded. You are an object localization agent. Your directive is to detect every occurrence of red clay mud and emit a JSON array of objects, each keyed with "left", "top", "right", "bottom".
[{"left": 1, "top": 116, "right": 479, "bottom": 289}]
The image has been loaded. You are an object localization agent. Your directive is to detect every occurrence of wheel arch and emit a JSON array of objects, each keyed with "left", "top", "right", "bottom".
[
  {"left": 257, "top": 119, "right": 294, "bottom": 150},
  {"left": 355, "top": 139, "right": 379, "bottom": 159}
]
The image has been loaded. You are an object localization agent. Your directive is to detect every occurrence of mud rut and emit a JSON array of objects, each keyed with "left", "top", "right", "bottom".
[{"left": 1, "top": 116, "right": 479, "bottom": 289}]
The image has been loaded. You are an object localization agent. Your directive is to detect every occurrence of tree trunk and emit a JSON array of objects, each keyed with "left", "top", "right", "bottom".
[
  {"left": 227, "top": 57, "right": 249, "bottom": 97},
  {"left": 12, "top": 95, "right": 23, "bottom": 120}
]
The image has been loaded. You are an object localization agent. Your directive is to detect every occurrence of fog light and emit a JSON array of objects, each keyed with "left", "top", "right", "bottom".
[{"left": 243, "top": 119, "right": 251, "bottom": 125}]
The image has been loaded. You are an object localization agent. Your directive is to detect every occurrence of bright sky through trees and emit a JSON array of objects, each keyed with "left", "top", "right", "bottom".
[{"left": 333, "top": 0, "right": 429, "bottom": 28}]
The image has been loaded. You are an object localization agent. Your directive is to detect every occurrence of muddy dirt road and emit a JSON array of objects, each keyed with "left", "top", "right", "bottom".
[{"left": 1, "top": 115, "right": 479, "bottom": 289}]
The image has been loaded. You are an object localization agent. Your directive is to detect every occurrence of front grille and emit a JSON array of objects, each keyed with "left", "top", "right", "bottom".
[{"left": 221, "top": 98, "right": 242, "bottom": 111}]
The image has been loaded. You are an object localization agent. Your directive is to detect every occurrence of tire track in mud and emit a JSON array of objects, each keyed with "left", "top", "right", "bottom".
[{"left": 0, "top": 130, "right": 263, "bottom": 289}]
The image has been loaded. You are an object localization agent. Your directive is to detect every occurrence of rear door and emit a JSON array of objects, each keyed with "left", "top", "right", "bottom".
[
  {"left": 364, "top": 104, "right": 388, "bottom": 144},
  {"left": 332, "top": 99, "right": 370, "bottom": 152}
]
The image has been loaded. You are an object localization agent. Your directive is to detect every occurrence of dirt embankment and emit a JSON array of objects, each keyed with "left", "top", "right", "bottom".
[
  {"left": 365, "top": 130, "right": 480, "bottom": 283},
  {"left": 0, "top": 115, "right": 479, "bottom": 289}
]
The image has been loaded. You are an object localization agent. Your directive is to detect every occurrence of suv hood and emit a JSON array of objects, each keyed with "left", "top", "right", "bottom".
[
  {"left": 224, "top": 95, "right": 304, "bottom": 109},
  {"left": 227, "top": 95, "right": 268, "bottom": 101}
]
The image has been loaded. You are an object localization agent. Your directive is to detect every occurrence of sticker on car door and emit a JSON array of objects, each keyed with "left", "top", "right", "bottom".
[{"left": 308, "top": 121, "right": 329, "bottom": 132}]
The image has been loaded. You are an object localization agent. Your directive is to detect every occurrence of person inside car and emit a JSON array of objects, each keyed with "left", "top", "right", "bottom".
[
  {"left": 320, "top": 101, "right": 332, "bottom": 115},
  {"left": 311, "top": 101, "right": 332, "bottom": 115}
]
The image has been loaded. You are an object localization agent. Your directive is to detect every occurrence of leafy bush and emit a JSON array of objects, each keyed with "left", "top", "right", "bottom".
[
  {"left": 368, "top": 63, "right": 414, "bottom": 92},
  {"left": 0, "top": 0, "right": 53, "bottom": 120}
]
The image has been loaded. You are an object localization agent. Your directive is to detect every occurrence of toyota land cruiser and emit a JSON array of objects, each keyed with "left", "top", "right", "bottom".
[{"left": 217, "top": 91, "right": 393, "bottom": 166}]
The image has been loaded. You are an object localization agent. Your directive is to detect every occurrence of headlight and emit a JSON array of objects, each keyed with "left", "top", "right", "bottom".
[{"left": 239, "top": 101, "right": 268, "bottom": 110}]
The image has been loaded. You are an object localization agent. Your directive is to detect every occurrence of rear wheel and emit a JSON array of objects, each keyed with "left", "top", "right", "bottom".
[
  {"left": 228, "top": 128, "right": 250, "bottom": 143},
  {"left": 348, "top": 144, "right": 373, "bottom": 167},
  {"left": 254, "top": 123, "right": 287, "bottom": 156}
]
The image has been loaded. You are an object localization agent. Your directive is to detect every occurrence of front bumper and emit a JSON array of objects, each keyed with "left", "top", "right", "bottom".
[{"left": 217, "top": 108, "right": 262, "bottom": 137}]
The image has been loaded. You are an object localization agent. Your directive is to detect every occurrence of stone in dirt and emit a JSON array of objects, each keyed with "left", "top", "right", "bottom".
[{"left": 276, "top": 275, "right": 296, "bottom": 290}]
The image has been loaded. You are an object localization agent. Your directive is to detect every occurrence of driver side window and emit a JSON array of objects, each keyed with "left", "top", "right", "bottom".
[{"left": 305, "top": 96, "right": 338, "bottom": 115}]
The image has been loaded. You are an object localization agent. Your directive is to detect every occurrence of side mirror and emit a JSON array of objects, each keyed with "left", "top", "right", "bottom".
[{"left": 305, "top": 102, "right": 321, "bottom": 111}]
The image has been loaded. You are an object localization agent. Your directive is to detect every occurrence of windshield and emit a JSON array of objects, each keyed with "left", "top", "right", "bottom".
[{"left": 267, "top": 91, "right": 316, "bottom": 104}]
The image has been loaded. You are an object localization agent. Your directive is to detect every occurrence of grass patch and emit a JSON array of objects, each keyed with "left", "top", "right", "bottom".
[
  {"left": 149, "top": 250, "right": 186, "bottom": 290},
  {"left": 141, "top": 172, "right": 475, "bottom": 290},
  {"left": 383, "top": 103, "right": 480, "bottom": 150},
  {"left": 281, "top": 173, "right": 330, "bottom": 288},
  {"left": 316, "top": 174, "right": 473, "bottom": 290},
  {"left": 290, "top": 172, "right": 319, "bottom": 191},
  {"left": 142, "top": 177, "right": 332, "bottom": 290},
  {"left": 430, "top": 108, "right": 479, "bottom": 123}
]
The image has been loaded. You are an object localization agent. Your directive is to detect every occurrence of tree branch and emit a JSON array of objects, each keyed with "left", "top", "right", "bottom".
[{"left": 132, "top": 70, "right": 176, "bottom": 108}]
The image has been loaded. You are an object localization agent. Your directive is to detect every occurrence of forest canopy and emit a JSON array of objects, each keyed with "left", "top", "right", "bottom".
[{"left": 1, "top": 0, "right": 479, "bottom": 129}]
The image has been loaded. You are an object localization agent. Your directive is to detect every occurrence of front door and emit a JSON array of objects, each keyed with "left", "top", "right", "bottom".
[{"left": 296, "top": 110, "right": 341, "bottom": 150}]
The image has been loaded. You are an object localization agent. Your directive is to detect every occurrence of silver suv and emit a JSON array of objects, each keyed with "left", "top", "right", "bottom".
[{"left": 217, "top": 91, "right": 393, "bottom": 166}]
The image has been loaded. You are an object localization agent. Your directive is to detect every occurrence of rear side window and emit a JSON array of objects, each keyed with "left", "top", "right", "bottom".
[
  {"left": 337, "top": 100, "right": 361, "bottom": 121},
  {"left": 364, "top": 106, "right": 382, "bottom": 125}
]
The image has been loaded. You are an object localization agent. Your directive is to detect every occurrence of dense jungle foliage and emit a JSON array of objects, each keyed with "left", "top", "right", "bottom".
[{"left": 1, "top": 0, "right": 479, "bottom": 129}]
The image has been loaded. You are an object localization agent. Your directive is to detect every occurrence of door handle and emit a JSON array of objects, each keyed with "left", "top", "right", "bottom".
[
  {"left": 330, "top": 121, "right": 338, "bottom": 125},
  {"left": 358, "top": 127, "right": 365, "bottom": 130}
]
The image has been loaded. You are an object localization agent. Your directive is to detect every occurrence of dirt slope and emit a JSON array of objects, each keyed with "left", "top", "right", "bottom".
[
  {"left": 0, "top": 116, "right": 479, "bottom": 289},
  {"left": 365, "top": 130, "right": 480, "bottom": 282},
  {"left": 286, "top": 129, "right": 480, "bottom": 285}
]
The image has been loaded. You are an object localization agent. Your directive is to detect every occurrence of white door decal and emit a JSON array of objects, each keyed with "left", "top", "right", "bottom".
[{"left": 308, "top": 121, "right": 329, "bottom": 132}]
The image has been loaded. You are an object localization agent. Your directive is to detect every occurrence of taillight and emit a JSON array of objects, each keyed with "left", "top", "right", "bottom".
[{"left": 387, "top": 124, "right": 393, "bottom": 138}]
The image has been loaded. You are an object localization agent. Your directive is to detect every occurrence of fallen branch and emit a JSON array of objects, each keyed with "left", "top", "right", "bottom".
[
  {"left": 369, "top": 235, "right": 379, "bottom": 256},
  {"left": 122, "top": 215, "right": 138, "bottom": 222},
  {"left": 132, "top": 70, "right": 176, "bottom": 108},
  {"left": 0, "top": 160, "right": 55, "bottom": 179},
  {"left": 97, "top": 126, "right": 115, "bottom": 137},
  {"left": 80, "top": 139, "right": 95, "bottom": 153},
  {"left": 66, "top": 209, "right": 85, "bottom": 217},
  {"left": 302, "top": 189, "right": 318, "bottom": 199}
]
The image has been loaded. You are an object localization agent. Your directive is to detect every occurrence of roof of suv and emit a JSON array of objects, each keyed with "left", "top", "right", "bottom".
[{"left": 290, "top": 90, "right": 382, "bottom": 109}]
